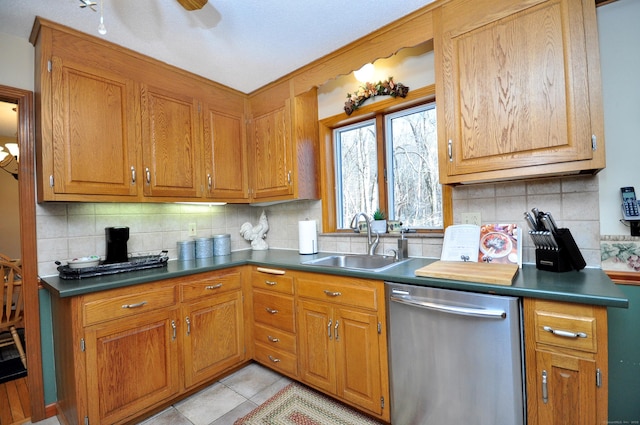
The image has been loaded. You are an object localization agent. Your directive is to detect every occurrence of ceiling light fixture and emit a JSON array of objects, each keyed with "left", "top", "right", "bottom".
[
  {"left": 97, "top": 0, "right": 107, "bottom": 35},
  {"left": 354, "top": 63, "right": 375, "bottom": 83},
  {"left": 0, "top": 144, "right": 19, "bottom": 180}
]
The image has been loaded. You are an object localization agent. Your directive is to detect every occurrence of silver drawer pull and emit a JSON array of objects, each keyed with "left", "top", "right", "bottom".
[
  {"left": 205, "top": 283, "right": 223, "bottom": 290},
  {"left": 543, "top": 326, "right": 587, "bottom": 339},
  {"left": 268, "top": 355, "right": 281, "bottom": 363},
  {"left": 267, "top": 335, "right": 280, "bottom": 343},
  {"left": 122, "top": 301, "right": 147, "bottom": 309},
  {"left": 323, "top": 290, "right": 341, "bottom": 297},
  {"left": 266, "top": 308, "right": 279, "bottom": 314},
  {"left": 542, "top": 370, "right": 548, "bottom": 404},
  {"left": 265, "top": 280, "right": 277, "bottom": 286}
]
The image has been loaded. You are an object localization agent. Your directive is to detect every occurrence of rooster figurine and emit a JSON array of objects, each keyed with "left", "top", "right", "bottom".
[{"left": 240, "top": 210, "right": 269, "bottom": 250}]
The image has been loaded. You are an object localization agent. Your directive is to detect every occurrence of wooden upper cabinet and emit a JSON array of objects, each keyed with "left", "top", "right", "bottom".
[
  {"left": 434, "top": 0, "right": 605, "bottom": 184},
  {"left": 141, "top": 85, "right": 201, "bottom": 198},
  {"left": 248, "top": 83, "right": 319, "bottom": 203},
  {"left": 49, "top": 56, "right": 138, "bottom": 197},
  {"left": 251, "top": 104, "right": 293, "bottom": 200},
  {"left": 203, "top": 107, "right": 249, "bottom": 201}
]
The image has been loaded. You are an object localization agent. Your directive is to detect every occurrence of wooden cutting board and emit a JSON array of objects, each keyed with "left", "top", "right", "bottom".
[{"left": 415, "top": 261, "right": 519, "bottom": 286}]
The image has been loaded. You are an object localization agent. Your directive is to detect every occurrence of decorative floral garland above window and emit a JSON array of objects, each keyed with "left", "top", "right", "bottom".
[{"left": 344, "top": 77, "right": 409, "bottom": 116}]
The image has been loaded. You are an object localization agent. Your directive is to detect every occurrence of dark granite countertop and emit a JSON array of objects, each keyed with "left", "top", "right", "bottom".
[{"left": 40, "top": 249, "right": 629, "bottom": 308}]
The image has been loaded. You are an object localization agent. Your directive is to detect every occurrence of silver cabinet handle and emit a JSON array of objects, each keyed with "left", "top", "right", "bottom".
[
  {"left": 265, "top": 307, "right": 279, "bottom": 314},
  {"left": 131, "top": 166, "right": 136, "bottom": 183},
  {"left": 448, "top": 139, "right": 453, "bottom": 161},
  {"left": 122, "top": 301, "right": 147, "bottom": 309},
  {"left": 323, "top": 290, "right": 341, "bottom": 297},
  {"left": 543, "top": 326, "right": 587, "bottom": 339},
  {"left": 267, "top": 335, "right": 280, "bottom": 343},
  {"left": 268, "top": 355, "right": 281, "bottom": 363},
  {"left": 265, "top": 280, "right": 277, "bottom": 286},
  {"left": 171, "top": 320, "right": 177, "bottom": 341},
  {"left": 205, "top": 283, "right": 223, "bottom": 290},
  {"left": 327, "top": 319, "right": 332, "bottom": 339},
  {"left": 542, "top": 370, "right": 548, "bottom": 404},
  {"left": 287, "top": 170, "right": 292, "bottom": 184},
  {"left": 185, "top": 316, "right": 191, "bottom": 335},
  {"left": 145, "top": 167, "right": 151, "bottom": 184},
  {"left": 334, "top": 320, "right": 339, "bottom": 341},
  {"left": 207, "top": 173, "right": 212, "bottom": 190}
]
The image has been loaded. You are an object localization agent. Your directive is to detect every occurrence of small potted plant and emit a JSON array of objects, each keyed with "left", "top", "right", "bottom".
[{"left": 370, "top": 208, "right": 387, "bottom": 234}]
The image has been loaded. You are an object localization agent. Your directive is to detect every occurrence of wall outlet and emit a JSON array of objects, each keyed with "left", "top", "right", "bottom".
[
  {"left": 188, "top": 223, "right": 197, "bottom": 237},
  {"left": 461, "top": 212, "right": 481, "bottom": 226}
]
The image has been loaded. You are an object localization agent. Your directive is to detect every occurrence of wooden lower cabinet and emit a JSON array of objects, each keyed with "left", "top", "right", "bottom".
[
  {"left": 296, "top": 273, "right": 389, "bottom": 422},
  {"left": 524, "top": 298, "right": 608, "bottom": 425},
  {"left": 84, "top": 308, "right": 181, "bottom": 424},
  {"left": 51, "top": 268, "right": 247, "bottom": 425},
  {"left": 250, "top": 267, "right": 298, "bottom": 378}
]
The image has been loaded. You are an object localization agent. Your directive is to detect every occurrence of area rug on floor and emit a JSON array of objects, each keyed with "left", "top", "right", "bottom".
[
  {"left": 0, "top": 328, "right": 27, "bottom": 384},
  {"left": 234, "top": 382, "right": 384, "bottom": 425}
]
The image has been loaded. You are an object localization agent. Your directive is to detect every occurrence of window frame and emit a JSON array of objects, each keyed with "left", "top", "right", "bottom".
[{"left": 318, "top": 84, "right": 452, "bottom": 234}]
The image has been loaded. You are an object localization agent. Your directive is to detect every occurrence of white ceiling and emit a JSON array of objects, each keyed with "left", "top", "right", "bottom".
[{"left": 0, "top": 0, "right": 435, "bottom": 94}]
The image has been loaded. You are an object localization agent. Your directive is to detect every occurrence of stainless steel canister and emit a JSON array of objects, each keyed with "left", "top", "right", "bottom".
[
  {"left": 213, "top": 234, "right": 231, "bottom": 256},
  {"left": 177, "top": 240, "right": 195, "bottom": 261},
  {"left": 195, "top": 237, "right": 214, "bottom": 259}
]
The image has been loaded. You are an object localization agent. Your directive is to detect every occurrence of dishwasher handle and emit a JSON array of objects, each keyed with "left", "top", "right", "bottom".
[{"left": 389, "top": 293, "right": 507, "bottom": 319}]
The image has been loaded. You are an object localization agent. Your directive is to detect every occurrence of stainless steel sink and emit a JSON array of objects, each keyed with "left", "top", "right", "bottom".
[{"left": 302, "top": 254, "right": 409, "bottom": 272}]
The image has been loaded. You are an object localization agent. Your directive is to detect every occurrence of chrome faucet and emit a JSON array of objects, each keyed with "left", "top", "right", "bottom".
[{"left": 349, "top": 212, "right": 380, "bottom": 255}]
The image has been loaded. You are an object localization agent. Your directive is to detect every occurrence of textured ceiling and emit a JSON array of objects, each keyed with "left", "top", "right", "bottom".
[{"left": 0, "top": 0, "right": 435, "bottom": 94}]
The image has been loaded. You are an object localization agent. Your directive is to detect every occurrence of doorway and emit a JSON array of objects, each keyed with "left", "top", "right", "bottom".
[{"left": 0, "top": 84, "right": 45, "bottom": 421}]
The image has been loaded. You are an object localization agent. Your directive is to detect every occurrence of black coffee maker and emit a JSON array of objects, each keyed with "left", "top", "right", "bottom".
[{"left": 105, "top": 227, "right": 129, "bottom": 264}]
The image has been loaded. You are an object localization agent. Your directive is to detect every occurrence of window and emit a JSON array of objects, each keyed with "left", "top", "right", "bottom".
[{"left": 333, "top": 102, "right": 442, "bottom": 230}]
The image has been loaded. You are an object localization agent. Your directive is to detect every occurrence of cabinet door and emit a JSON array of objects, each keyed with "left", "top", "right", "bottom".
[
  {"left": 250, "top": 105, "right": 293, "bottom": 200},
  {"left": 335, "top": 307, "right": 383, "bottom": 416},
  {"left": 141, "top": 85, "right": 201, "bottom": 198},
  {"left": 50, "top": 56, "right": 138, "bottom": 196},
  {"left": 436, "top": 0, "right": 598, "bottom": 182},
  {"left": 84, "top": 308, "right": 180, "bottom": 424},
  {"left": 534, "top": 349, "right": 597, "bottom": 425},
  {"left": 203, "top": 108, "right": 249, "bottom": 201},
  {"left": 297, "top": 300, "right": 335, "bottom": 394},
  {"left": 182, "top": 290, "right": 244, "bottom": 388}
]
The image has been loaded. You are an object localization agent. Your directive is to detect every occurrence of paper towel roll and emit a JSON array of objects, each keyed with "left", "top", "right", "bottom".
[{"left": 299, "top": 220, "right": 318, "bottom": 254}]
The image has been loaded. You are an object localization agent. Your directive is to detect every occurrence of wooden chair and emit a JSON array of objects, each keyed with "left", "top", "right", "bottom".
[{"left": 0, "top": 257, "right": 26, "bottom": 369}]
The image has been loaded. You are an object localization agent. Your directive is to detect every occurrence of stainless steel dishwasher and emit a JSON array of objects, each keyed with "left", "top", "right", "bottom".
[{"left": 386, "top": 282, "right": 525, "bottom": 425}]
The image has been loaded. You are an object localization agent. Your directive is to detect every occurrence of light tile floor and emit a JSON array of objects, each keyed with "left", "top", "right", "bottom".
[{"left": 28, "top": 363, "right": 291, "bottom": 425}]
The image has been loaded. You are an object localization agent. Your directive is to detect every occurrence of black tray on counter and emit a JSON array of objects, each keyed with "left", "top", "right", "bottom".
[{"left": 57, "top": 251, "right": 169, "bottom": 280}]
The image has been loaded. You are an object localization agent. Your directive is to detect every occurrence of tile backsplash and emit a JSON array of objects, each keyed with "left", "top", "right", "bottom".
[{"left": 36, "top": 175, "right": 602, "bottom": 276}]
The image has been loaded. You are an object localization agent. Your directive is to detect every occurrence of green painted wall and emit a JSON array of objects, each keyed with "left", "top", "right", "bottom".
[
  {"left": 608, "top": 284, "right": 640, "bottom": 422},
  {"left": 39, "top": 288, "right": 57, "bottom": 406}
]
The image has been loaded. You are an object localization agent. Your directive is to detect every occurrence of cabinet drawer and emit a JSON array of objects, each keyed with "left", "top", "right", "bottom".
[
  {"left": 181, "top": 270, "right": 241, "bottom": 302},
  {"left": 297, "top": 275, "right": 379, "bottom": 311},
  {"left": 253, "top": 323, "right": 296, "bottom": 354},
  {"left": 83, "top": 286, "right": 176, "bottom": 326},
  {"left": 252, "top": 290, "right": 295, "bottom": 333},
  {"left": 252, "top": 267, "right": 294, "bottom": 294},
  {"left": 533, "top": 301, "right": 597, "bottom": 353},
  {"left": 254, "top": 343, "right": 298, "bottom": 377}
]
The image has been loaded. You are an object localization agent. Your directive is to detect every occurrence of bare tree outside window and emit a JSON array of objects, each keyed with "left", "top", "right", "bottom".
[
  {"left": 387, "top": 104, "right": 442, "bottom": 228},
  {"left": 335, "top": 121, "right": 378, "bottom": 228},
  {"left": 334, "top": 102, "right": 442, "bottom": 230}
]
